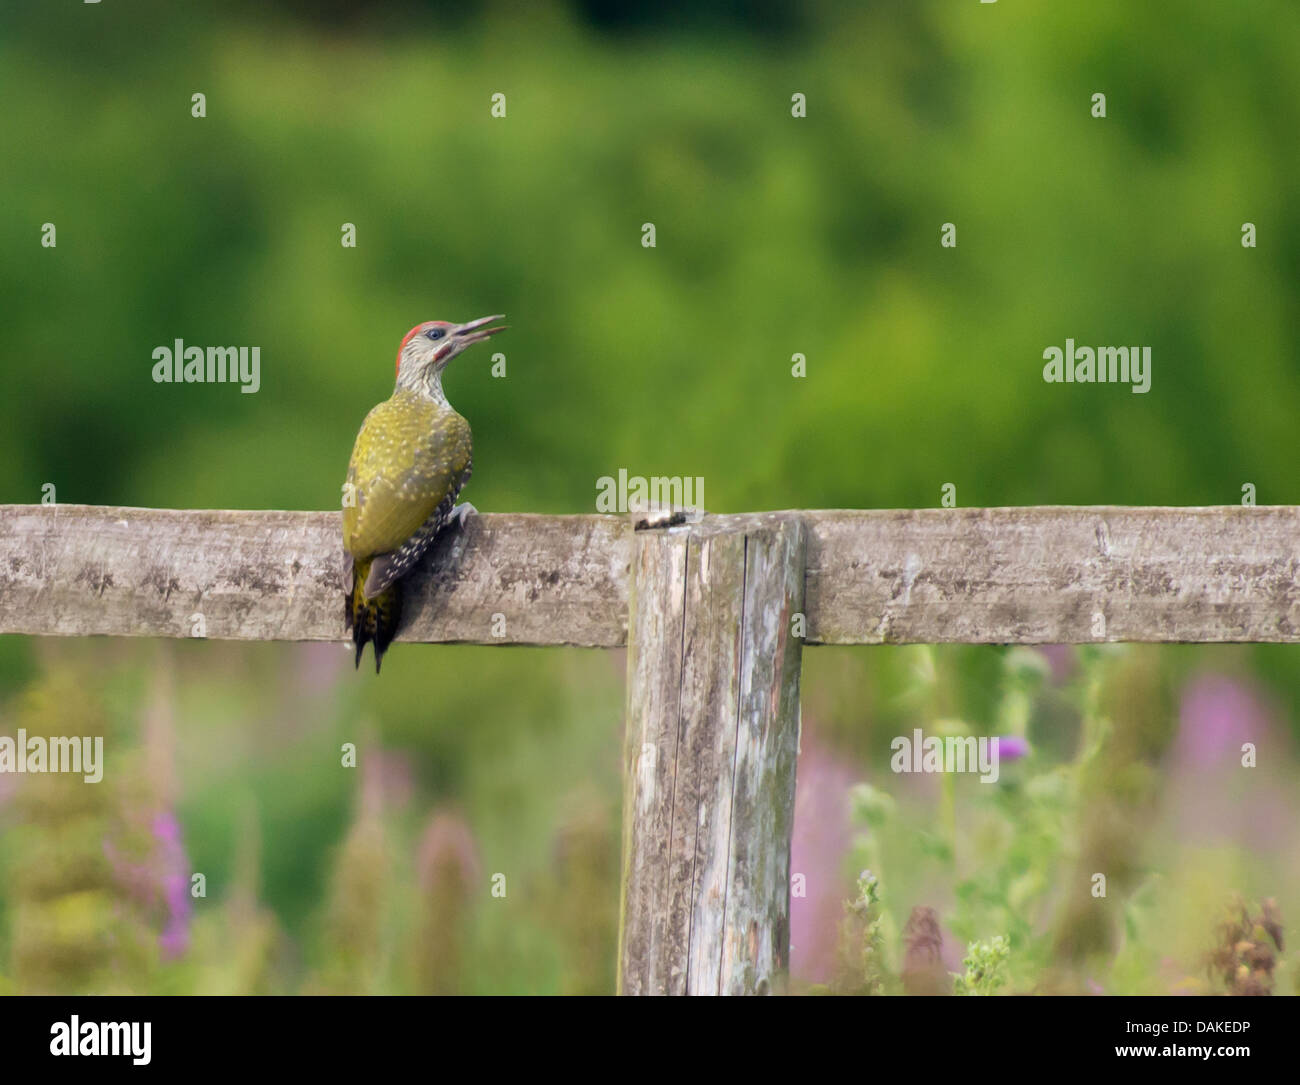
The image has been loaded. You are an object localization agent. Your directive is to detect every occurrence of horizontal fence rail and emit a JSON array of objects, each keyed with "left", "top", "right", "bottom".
[
  {"left": 0, "top": 505, "right": 626, "bottom": 647},
  {"left": 2, "top": 504, "right": 1299, "bottom": 645}
]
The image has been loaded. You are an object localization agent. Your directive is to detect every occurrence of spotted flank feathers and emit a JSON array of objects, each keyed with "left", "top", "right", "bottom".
[
  {"left": 362, "top": 486, "right": 462, "bottom": 598},
  {"left": 343, "top": 484, "right": 467, "bottom": 671}
]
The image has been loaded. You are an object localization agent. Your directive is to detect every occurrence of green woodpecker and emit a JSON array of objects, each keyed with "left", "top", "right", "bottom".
[{"left": 343, "top": 315, "right": 505, "bottom": 671}]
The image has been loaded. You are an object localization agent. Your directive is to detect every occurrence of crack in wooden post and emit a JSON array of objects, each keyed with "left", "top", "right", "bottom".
[{"left": 619, "top": 514, "right": 806, "bottom": 995}]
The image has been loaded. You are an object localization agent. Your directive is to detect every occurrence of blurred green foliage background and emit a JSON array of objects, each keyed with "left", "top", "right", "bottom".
[{"left": 1, "top": 0, "right": 1298, "bottom": 994}]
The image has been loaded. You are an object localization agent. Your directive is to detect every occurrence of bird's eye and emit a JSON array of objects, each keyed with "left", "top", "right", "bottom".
[{"left": 425, "top": 327, "right": 446, "bottom": 341}]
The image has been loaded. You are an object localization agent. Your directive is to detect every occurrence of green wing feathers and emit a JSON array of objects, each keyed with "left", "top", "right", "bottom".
[{"left": 343, "top": 392, "right": 472, "bottom": 561}]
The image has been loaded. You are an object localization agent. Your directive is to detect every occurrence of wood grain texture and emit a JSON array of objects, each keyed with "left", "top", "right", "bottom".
[
  {"left": 4, "top": 504, "right": 1299, "bottom": 645},
  {"left": 803, "top": 506, "right": 1300, "bottom": 645},
  {"left": 618, "top": 522, "right": 690, "bottom": 994},
  {"left": 0, "top": 505, "right": 628, "bottom": 647},
  {"left": 619, "top": 515, "right": 804, "bottom": 995}
]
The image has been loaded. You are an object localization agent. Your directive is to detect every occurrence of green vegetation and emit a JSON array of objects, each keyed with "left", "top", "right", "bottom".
[{"left": 2, "top": 1, "right": 1298, "bottom": 993}]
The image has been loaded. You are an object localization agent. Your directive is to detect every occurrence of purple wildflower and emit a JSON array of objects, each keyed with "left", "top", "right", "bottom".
[{"left": 995, "top": 736, "right": 1030, "bottom": 761}]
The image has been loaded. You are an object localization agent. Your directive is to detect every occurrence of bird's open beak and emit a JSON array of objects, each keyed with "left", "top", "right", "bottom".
[{"left": 455, "top": 314, "right": 507, "bottom": 346}]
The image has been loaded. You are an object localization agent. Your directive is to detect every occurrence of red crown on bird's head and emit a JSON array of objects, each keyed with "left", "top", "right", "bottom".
[{"left": 396, "top": 321, "right": 454, "bottom": 376}]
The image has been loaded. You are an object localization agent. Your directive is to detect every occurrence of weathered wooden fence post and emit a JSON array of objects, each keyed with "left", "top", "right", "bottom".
[{"left": 618, "top": 514, "right": 806, "bottom": 995}]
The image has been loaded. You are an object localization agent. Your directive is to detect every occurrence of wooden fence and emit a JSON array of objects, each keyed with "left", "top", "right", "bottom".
[{"left": 3, "top": 502, "right": 1297, "bottom": 993}]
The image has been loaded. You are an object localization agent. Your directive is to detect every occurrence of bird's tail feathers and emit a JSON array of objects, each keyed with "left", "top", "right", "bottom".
[{"left": 347, "top": 557, "right": 402, "bottom": 673}]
